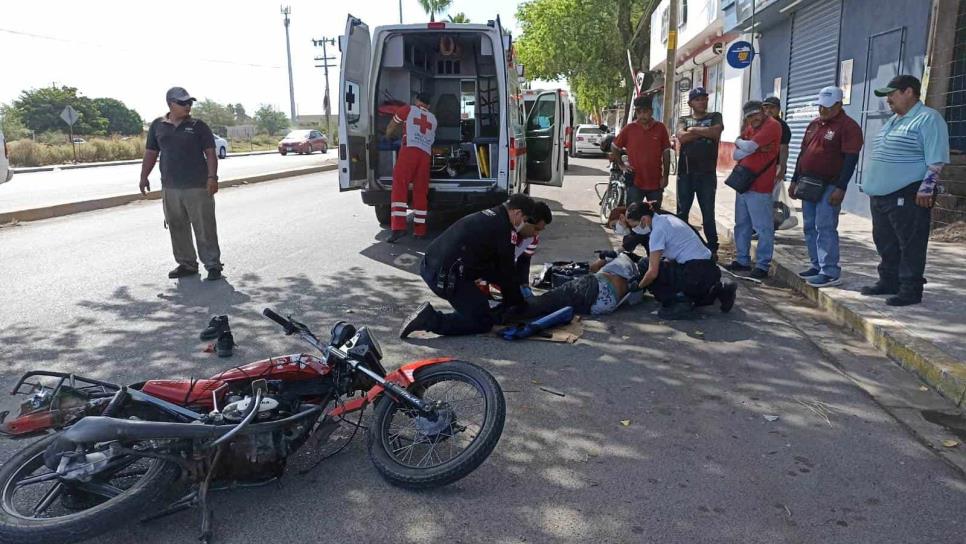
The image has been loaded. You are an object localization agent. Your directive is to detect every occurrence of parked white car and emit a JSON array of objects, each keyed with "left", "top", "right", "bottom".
[
  {"left": 213, "top": 135, "right": 230, "bottom": 159},
  {"left": 572, "top": 124, "right": 607, "bottom": 156},
  {"left": 0, "top": 131, "right": 12, "bottom": 185}
]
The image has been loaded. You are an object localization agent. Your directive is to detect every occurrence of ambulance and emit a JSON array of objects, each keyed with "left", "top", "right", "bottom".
[
  {"left": 338, "top": 15, "right": 568, "bottom": 225},
  {"left": 523, "top": 88, "right": 574, "bottom": 170}
]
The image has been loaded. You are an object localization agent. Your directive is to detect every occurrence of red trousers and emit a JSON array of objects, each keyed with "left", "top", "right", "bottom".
[{"left": 390, "top": 147, "right": 430, "bottom": 235}]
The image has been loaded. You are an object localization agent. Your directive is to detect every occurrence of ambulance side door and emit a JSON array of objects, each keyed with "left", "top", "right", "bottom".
[
  {"left": 338, "top": 15, "right": 371, "bottom": 191},
  {"left": 524, "top": 91, "right": 564, "bottom": 187}
]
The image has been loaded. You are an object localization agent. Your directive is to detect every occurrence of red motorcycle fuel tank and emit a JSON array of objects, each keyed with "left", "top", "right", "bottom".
[
  {"left": 140, "top": 379, "right": 227, "bottom": 409},
  {"left": 209, "top": 353, "right": 329, "bottom": 383}
]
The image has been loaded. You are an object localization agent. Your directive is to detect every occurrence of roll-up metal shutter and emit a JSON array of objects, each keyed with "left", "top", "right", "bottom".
[{"left": 784, "top": 0, "right": 842, "bottom": 178}]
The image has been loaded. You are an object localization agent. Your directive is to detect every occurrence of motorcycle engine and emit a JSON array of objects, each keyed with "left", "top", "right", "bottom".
[{"left": 221, "top": 396, "right": 279, "bottom": 422}]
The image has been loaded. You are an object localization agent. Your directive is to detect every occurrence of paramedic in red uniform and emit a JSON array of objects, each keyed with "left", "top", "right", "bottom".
[{"left": 385, "top": 92, "right": 437, "bottom": 243}]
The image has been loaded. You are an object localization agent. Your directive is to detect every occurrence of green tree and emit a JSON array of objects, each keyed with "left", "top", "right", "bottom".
[
  {"left": 416, "top": 0, "right": 452, "bottom": 22},
  {"left": 516, "top": 0, "right": 658, "bottom": 121},
  {"left": 191, "top": 99, "right": 236, "bottom": 128},
  {"left": 448, "top": 12, "right": 469, "bottom": 23},
  {"left": 93, "top": 98, "right": 144, "bottom": 135},
  {"left": 0, "top": 104, "right": 29, "bottom": 140},
  {"left": 233, "top": 103, "right": 250, "bottom": 123},
  {"left": 13, "top": 86, "right": 108, "bottom": 135},
  {"left": 254, "top": 105, "right": 289, "bottom": 136}
]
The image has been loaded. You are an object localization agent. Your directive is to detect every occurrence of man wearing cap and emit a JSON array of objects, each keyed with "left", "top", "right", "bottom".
[
  {"left": 385, "top": 92, "right": 437, "bottom": 243},
  {"left": 862, "top": 75, "right": 949, "bottom": 306},
  {"left": 726, "top": 101, "right": 782, "bottom": 280},
  {"left": 140, "top": 87, "right": 223, "bottom": 280},
  {"left": 789, "top": 86, "right": 863, "bottom": 288},
  {"left": 761, "top": 96, "right": 792, "bottom": 187},
  {"left": 675, "top": 87, "right": 724, "bottom": 258},
  {"left": 612, "top": 95, "right": 672, "bottom": 207}
]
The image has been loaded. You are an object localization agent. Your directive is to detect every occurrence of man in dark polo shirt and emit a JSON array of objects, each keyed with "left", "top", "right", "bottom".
[
  {"left": 611, "top": 95, "right": 671, "bottom": 208},
  {"left": 139, "top": 87, "right": 223, "bottom": 280},
  {"left": 675, "top": 87, "right": 723, "bottom": 257},
  {"left": 789, "top": 86, "right": 863, "bottom": 288}
]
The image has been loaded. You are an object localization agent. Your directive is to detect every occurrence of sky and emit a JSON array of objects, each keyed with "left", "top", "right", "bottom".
[{"left": 0, "top": 0, "right": 548, "bottom": 123}]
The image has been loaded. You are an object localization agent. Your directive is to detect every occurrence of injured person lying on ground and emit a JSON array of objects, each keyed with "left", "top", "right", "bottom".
[{"left": 504, "top": 202, "right": 738, "bottom": 322}]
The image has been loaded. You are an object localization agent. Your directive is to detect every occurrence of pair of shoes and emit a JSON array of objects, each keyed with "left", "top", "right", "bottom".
[
  {"left": 749, "top": 268, "right": 769, "bottom": 280},
  {"left": 168, "top": 265, "right": 199, "bottom": 279},
  {"left": 798, "top": 267, "right": 820, "bottom": 279},
  {"left": 718, "top": 282, "right": 737, "bottom": 313},
  {"left": 725, "top": 261, "right": 751, "bottom": 272},
  {"left": 886, "top": 293, "right": 922, "bottom": 306},
  {"left": 860, "top": 282, "right": 899, "bottom": 296},
  {"left": 806, "top": 274, "right": 842, "bottom": 288},
  {"left": 216, "top": 331, "right": 235, "bottom": 357},
  {"left": 387, "top": 230, "right": 407, "bottom": 244},
  {"left": 658, "top": 301, "right": 694, "bottom": 320},
  {"left": 206, "top": 268, "right": 224, "bottom": 281},
  {"left": 399, "top": 302, "right": 436, "bottom": 339},
  {"left": 200, "top": 315, "right": 230, "bottom": 340}
]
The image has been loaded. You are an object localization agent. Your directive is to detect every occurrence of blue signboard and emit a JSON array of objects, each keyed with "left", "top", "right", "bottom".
[{"left": 727, "top": 41, "right": 755, "bottom": 69}]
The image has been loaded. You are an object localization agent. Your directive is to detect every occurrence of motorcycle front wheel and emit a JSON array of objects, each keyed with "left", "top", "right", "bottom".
[
  {"left": 368, "top": 361, "right": 505, "bottom": 489},
  {"left": 0, "top": 432, "right": 180, "bottom": 544}
]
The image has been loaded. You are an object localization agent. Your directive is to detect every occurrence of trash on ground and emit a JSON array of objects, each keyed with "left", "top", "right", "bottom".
[
  {"left": 942, "top": 439, "right": 960, "bottom": 448},
  {"left": 763, "top": 415, "right": 780, "bottom": 422},
  {"left": 620, "top": 420, "right": 631, "bottom": 426}
]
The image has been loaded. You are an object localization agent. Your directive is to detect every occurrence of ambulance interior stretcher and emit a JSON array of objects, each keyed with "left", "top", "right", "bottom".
[{"left": 374, "top": 32, "right": 502, "bottom": 184}]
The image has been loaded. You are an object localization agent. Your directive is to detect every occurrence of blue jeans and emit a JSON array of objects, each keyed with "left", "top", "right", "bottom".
[
  {"left": 802, "top": 184, "right": 841, "bottom": 278},
  {"left": 676, "top": 172, "right": 719, "bottom": 251},
  {"left": 734, "top": 190, "right": 774, "bottom": 271}
]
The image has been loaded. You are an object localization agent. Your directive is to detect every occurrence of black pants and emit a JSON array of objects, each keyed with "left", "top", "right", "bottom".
[
  {"left": 676, "top": 172, "right": 719, "bottom": 251},
  {"left": 621, "top": 232, "right": 650, "bottom": 254},
  {"left": 870, "top": 181, "right": 930, "bottom": 296},
  {"left": 420, "top": 261, "right": 495, "bottom": 336},
  {"left": 648, "top": 259, "right": 721, "bottom": 306}
]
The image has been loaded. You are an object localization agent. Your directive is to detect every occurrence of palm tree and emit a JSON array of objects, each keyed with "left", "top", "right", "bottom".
[
  {"left": 417, "top": 0, "right": 453, "bottom": 22},
  {"left": 448, "top": 12, "right": 470, "bottom": 23}
]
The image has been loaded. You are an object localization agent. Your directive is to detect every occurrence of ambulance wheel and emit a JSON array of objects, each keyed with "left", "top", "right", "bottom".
[{"left": 375, "top": 204, "right": 391, "bottom": 226}]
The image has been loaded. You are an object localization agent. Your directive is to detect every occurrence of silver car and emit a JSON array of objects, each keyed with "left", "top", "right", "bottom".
[{"left": 0, "top": 131, "right": 12, "bottom": 185}]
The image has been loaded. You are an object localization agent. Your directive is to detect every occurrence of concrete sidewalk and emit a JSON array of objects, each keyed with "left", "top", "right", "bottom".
[
  {"left": 12, "top": 150, "right": 278, "bottom": 174},
  {"left": 669, "top": 173, "right": 966, "bottom": 407}
]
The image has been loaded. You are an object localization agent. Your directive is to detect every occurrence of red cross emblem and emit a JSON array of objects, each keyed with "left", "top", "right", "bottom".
[{"left": 413, "top": 113, "right": 433, "bottom": 134}]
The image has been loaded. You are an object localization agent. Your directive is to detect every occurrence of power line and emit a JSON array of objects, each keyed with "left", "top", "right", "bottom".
[{"left": 0, "top": 27, "right": 283, "bottom": 70}]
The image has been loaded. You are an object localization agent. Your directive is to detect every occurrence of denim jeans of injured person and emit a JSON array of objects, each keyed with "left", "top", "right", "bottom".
[{"left": 504, "top": 275, "right": 600, "bottom": 322}]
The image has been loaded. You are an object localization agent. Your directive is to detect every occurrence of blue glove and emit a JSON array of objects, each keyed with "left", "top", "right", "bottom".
[{"left": 520, "top": 286, "right": 534, "bottom": 299}]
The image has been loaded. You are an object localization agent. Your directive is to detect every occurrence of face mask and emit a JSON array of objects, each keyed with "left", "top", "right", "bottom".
[
  {"left": 632, "top": 224, "right": 651, "bottom": 235},
  {"left": 614, "top": 223, "right": 630, "bottom": 236}
]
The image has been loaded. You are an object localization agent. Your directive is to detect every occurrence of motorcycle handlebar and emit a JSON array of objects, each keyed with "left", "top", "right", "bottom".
[{"left": 262, "top": 308, "right": 296, "bottom": 334}]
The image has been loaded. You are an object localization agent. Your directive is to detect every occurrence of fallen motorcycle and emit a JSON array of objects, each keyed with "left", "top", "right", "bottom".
[{"left": 0, "top": 309, "right": 505, "bottom": 544}]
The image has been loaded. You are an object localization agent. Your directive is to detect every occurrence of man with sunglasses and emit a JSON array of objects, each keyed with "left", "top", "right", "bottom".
[{"left": 140, "top": 87, "right": 223, "bottom": 281}]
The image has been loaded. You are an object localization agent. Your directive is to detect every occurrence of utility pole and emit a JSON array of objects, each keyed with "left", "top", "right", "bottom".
[
  {"left": 661, "top": 0, "right": 679, "bottom": 132},
  {"left": 398, "top": 0, "right": 403, "bottom": 23},
  {"left": 312, "top": 37, "right": 336, "bottom": 138},
  {"left": 281, "top": 5, "right": 297, "bottom": 123}
]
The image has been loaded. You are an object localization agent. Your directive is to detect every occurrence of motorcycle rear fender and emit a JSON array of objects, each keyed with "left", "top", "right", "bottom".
[{"left": 328, "top": 357, "right": 455, "bottom": 417}]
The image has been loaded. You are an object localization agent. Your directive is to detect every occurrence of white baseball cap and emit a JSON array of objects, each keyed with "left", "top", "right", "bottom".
[{"left": 814, "top": 86, "right": 844, "bottom": 107}]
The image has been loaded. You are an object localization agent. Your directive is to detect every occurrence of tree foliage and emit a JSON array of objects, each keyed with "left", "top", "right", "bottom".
[
  {"left": 416, "top": 0, "right": 453, "bottom": 22},
  {"left": 92, "top": 98, "right": 143, "bottom": 135},
  {"left": 13, "top": 86, "right": 108, "bottom": 135},
  {"left": 516, "top": 0, "right": 658, "bottom": 120},
  {"left": 233, "top": 103, "right": 250, "bottom": 123},
  {"left": 254, "top": 105, "right": 290, "bottom": 136},
  {"left": 0, "top": 104, "right": 29, "bottom": 140},
  {"left": 448, "top": 12, "right": 469, "bottom": 23},
  {"left": 191, "top": 99, "right": 236, "bottom": 128}
]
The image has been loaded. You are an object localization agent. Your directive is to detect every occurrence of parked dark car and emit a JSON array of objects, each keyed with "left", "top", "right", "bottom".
[{"left": 278, "top": 129, "right": 328, "bottom": 155}]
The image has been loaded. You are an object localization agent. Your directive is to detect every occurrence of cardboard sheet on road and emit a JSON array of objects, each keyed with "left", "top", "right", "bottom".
[{"left": 491, "top": 316, "right": 584, "bottom": 344}]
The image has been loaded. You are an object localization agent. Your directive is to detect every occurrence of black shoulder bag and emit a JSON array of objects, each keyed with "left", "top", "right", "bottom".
[{"left": 724, "top": 155, "right": 778, "bottom": 194}]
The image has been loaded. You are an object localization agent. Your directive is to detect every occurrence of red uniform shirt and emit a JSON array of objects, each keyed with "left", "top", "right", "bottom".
[
  {"left": 797, "top": 111, "right": 863, "bottom": 183},
  {"left": 614, "top": 120, "right": 671, "bottom": 191},
  {"left": 739, "top": 116, "right": 782, "bottom": 193}
]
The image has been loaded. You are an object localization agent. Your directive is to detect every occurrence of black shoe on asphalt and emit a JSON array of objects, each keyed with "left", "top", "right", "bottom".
[
  {"left": 860, "top": 282, "right": 899, "bottom": 296},
  {"left": 725, "top": 261, "right": 752, "bottom": 272},
  {"left": 216, "top": 331, "right": 235, "bottom": 358},
  {"left": 387, "top": 230, "right": 407, "bottom": 244},
  {"left": 206, "top": 268, "right": 224, "bottom": 281},
  {"left": 399, "top": 302, "right": 436, "bottom": 339},
  {"left": 718, "top": 282, "right": 738, "bottom": 313},
  {"left": 168, "top": 265, "right": 199, "bottom": 279},
  {"left": 885, "top": 293, "right": 922, "bottom": 307},
  {"left": 749, "top": 268, "right": 769, "bottom": 280},
  {"left": 200, "top": 315, "right": 229, "bottom": 341}
]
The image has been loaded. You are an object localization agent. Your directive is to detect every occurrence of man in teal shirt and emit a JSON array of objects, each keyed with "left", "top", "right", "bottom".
[{"left": 862, "top": 75, "right": 949, "bottom": 306}]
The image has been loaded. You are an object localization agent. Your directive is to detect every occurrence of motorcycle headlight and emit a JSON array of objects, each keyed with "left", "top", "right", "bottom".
[{"left": 353, "top": 327, "right": 383, "bottom": 360}]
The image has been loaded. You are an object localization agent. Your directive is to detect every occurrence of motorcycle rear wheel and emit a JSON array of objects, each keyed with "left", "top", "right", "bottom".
[
  {"left": 368, "top": 361, "right": 505, "bottom": 489},
  {"left": 0, "top": 432, "right": 180, "bottom": 544}
]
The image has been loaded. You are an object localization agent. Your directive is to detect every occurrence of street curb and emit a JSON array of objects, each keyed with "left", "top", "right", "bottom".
[
  {"left": 12, "top": 150, "right": 279, "bottom": 174},
  {"left": 667, "top": 185, "right": 966, "bottom": 407},
  {"left": 0, "top": 163, "right": 337, "bottom": 224}
]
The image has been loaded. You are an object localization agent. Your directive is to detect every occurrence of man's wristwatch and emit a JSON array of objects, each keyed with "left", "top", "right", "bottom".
[{"left": 208, "top": 175, "right": 218, "bottom": 182}]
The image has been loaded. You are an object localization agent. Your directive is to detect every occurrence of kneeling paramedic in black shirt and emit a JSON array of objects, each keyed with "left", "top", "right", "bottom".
[{"left": 399, "top": 194, "right": 538, "bottom": 338}]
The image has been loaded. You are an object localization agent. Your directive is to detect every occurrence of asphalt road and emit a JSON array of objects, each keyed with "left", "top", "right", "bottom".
[
  {"left": 0, "top": 151, "right": 331, "bottom": 214},
  {"left": 0, "top": 157, "right": 963, "bottom": 543}
]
